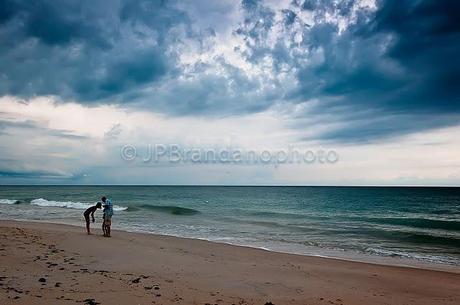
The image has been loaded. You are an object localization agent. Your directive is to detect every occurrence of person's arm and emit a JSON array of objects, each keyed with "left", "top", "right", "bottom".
[{"left": 91, "top": 209, "right": 96, "bottom": 222}]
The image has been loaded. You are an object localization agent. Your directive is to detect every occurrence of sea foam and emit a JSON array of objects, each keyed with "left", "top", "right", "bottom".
[
  {"left": 0, "top": 199, "right": 19, "bottom": 204},
  {"left": 30, "top": 198, "right": 127, "bottom": 211}
]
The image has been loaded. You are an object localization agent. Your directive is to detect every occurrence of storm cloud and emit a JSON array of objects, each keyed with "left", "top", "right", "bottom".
[
  {"left": 0, "top": 0, "right": 183, "bottom": 100},
  {"left": 0, "top": 0, "right": 459, "bottom": 142}
]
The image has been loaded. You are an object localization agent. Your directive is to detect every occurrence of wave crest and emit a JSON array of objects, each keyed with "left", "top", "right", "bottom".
[
  {"left": 0, "top": 199, "right": 20, "bottom": 205},
  {"left": 30, "top": 198, "right": 127, "bottom": 211},
  {"left": 364, "top": 216, "right": 460, "bottom": 231}
]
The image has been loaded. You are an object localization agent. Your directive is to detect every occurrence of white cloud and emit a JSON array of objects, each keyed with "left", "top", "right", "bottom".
[{"left": 1, "top": 96, "right": 459, "bottom": 185}]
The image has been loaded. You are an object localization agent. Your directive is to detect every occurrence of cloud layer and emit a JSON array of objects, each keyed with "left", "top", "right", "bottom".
[
  {"left": 0, "top": 0, "right": 459, "bottom": 184},
  {"left": 1, "top": 96, "right": 459, "bottom": 185},
  {"left": 1, "top": 1, "right": 459, "bottom": 140}
]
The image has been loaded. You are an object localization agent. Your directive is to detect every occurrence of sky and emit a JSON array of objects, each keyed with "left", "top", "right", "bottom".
[{"left": 0, "top": 0, "right": 459, "bottom": 185}]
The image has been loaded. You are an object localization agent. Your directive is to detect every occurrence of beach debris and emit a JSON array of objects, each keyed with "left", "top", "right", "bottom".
[
  {"left": 83, "top": 298, "right": 100, "bottom": 305},
  {"left": 55, "top": 282, "right": 61, "bottom": 287},
  {"left": 132, "top": 277, "right": 141, "bottom": 283},
  {"left": 38, "top": 277, "right": 46, "bottom": 283},
  {"left": 264, "top": 302, "right": 275, "bottom": 305}
]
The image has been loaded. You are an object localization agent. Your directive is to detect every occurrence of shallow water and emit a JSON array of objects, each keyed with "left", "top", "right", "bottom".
[{"left": 1, "top": 186, "right": 459, "bottom": 266}]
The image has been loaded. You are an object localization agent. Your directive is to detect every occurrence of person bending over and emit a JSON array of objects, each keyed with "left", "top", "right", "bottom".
[{"left": 83, "top": 202, "right": 102, "bottom": 235}]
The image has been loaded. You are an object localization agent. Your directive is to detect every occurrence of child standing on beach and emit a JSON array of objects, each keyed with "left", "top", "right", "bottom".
[
  {"left": 83, "top": 202, "right": 102, "bottom": 235},
  {"left": 101, "top": 196, "right": 113, "bottom": 237}
]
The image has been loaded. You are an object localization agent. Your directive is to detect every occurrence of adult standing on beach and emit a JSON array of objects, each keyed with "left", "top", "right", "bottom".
[{"left": 101, "top": 196, "right": 113, "bottom": 237}]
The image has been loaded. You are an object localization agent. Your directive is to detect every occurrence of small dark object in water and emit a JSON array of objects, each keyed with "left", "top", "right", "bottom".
[
  {"left": 132, "top": 277, "right": 141, "bottom": 283},
  {"left": 38, "top": 278, "right": 46, "bottom": 283},
  {"left": 265, "top": 302, "right": 275, "bottom": 305}
]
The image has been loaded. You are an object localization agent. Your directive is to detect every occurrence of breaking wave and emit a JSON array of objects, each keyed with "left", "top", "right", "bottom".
[
  {"left": 30, "top": 198, "right": 128, "bottom": 211},
  {"left": 0, "top": 199, "right": 20, "bottom": 205}
]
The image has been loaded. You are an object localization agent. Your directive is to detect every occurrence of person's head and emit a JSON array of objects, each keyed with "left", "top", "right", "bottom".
[
  {"left": 101, "top": 196, "right": 107, "bottom": 202},
  {"left": 96, "top": 202, "right": 102, "bottom": 209}
]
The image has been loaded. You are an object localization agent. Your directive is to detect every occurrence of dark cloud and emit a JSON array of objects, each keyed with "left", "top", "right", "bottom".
[
  {"left": 312, "top": 113, "right": 460, "bottom": 143},
  {"left": 141, "top": 63, "right": 277, "bottom": 116},
  {"left": 368, "top": 0, "right": 460, "bottom": 111},
  {"left": 290, "top": 0, "right": 460, "bottom": 141},
  {"left": 73, "top": 49, "right": 168, "bottom": 100},
  {"left": 1, "top": 1, "right": 112, "bottom": 47},
  {"left": 0, "top": 0, "right": 184, "bottom": 101},
  {"left": 0, "top": 0, "right": 459, "bottom": 142}
]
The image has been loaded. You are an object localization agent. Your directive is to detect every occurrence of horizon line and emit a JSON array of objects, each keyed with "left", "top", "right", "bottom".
[{"left": 0, "top": 184, "right": 459, "bottom": 188}]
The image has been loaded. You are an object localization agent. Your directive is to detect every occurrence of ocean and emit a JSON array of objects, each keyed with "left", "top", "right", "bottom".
[{"left": 1, "top": 186, "right": 459, "bottom": 267}]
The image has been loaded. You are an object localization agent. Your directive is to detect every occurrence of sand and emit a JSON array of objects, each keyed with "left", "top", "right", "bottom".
[{"left": 0, "top": 220, "right": 459, "bottom": 305}]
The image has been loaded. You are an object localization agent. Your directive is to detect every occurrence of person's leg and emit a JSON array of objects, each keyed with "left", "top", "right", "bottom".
[
  {"left": 102, "top": 216, "right": 107, "bottom": 236},
  {"left": 105, "top": 218, "right": 111, "bottom": 237},
  {"left": 85, "top": 215, "right": 91, "bottom": 234}
]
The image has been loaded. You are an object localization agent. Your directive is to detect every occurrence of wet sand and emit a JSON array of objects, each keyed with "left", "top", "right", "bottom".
[{"left": 0, "top": 220, "right": 459, "bottom": 305}]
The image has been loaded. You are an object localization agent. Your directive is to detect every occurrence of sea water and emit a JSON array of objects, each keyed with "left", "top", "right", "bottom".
[{"left": 0, "top": 186, "right": 459, "bottom": 266}]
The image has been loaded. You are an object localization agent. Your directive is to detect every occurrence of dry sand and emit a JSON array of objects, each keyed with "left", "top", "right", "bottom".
[{"left": 0, "top": 220, "right": 459, "bottom": 305}]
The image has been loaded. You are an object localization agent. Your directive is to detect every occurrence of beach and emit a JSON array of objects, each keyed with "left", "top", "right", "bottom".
[
  {"left": 2, "top": 186, "right": 460, "bottom": 267},
  {"left": 1, "top": 220, "right": 459, "bottom": 305}
]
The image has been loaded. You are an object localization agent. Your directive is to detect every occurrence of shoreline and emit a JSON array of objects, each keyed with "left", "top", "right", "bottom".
[
  {"left": 4, "top": 218, "right": 460, "bottom": 274},
  {"left": 5, "top": 217, "right": 460, "bottom": 274},
  {"left": 1, "top": 220, "right": 459, "bottom": 305}
]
